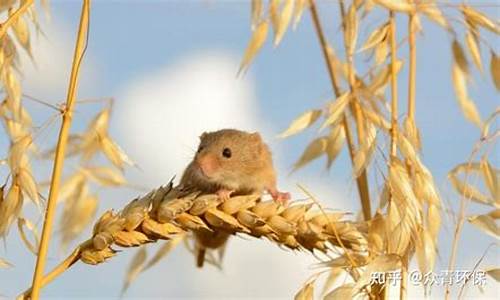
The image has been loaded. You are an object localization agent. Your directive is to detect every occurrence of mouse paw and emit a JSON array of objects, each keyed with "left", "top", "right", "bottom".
[
  {"left": 269, "top": 189, "right": 291, "bottom": 205},
  {"left": 216, "top": 189, "right": 234, "bottom": 201}
]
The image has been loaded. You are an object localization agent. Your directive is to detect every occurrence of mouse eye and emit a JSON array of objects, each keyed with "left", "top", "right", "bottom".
[
  {"left": 197, "top": 145, "right": 204, "bottom": 153},
  {"left": 222, "top": 147, "right": 232, "bottom": 158}
]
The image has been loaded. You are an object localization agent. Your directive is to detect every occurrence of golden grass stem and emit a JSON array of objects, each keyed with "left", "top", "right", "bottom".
[
  {"left": 389, "top": 11, "right": 404, "bottom": 300},
  {"left": 399, "top": 11, "right": 416, "bottom": 300},
  {"left": 0, "top": 0, "right": 34, "bottom": 39},
  {"left": 18, "top": 240, "right": 92, "bottom": 300},
  {"left": 445, "top": 144, "right": 484, "bottom": 299},
  {"left": 308, "top": 0, "right": 371, "bottom": 221},
  {"left": 29, "top": 1, "right": 91, "bottom": 298},
  {"left": 407, "top": 13, "right": 416, "bottom": 124},
  {"left": 337, "top": 0, "right": 372, "bottom": 222},
  {"left": 389, "top": 12, "right": 398, "bottom": 159}
]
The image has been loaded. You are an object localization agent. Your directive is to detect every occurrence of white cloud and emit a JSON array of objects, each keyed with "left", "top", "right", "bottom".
[
  {"left": 113, "top": 51, "right": 263, "bottom": 186},
  {"left": 18, "top": 18, "right": 99, "bottom": 102}
]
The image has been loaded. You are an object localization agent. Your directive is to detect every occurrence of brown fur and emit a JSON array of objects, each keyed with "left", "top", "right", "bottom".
[
  {"left": 180, "top": 129, "right": 278, "bottom": 195},
  {"left": 180, "top": 129, "right": 282, "bottom": 268}
]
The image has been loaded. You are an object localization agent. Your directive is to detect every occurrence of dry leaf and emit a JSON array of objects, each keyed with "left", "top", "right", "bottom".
[
  {"left": 239, "top": 20, "right": 268, "bottom": 74},
  {"left": 419, "top": 3, "right": 449, "bottom": 29},
  {"left": 5, "top": 72, "right": 22, "bottom": 117},
  {"left": 490, "top": 51, "right": 500, "bottom": 91},
  {"left": 18, "top": 167, "right": 39, "bottom": 206},
  {"left": 8, "top": 134, "right": 32, "bottom": 171},
  {"left": 374, "top": 0, "right": 414, "bottom": 13},
  {"left": 389, "top": 160, "right": 421, "bottom": 219},
  {"left": 414, "top": 161, "right": 441, "bottom": 206},
  {"left": 415, "top": 229, "right": 436, "bottom": 274},
  {"left": 88, "top": 107, "right": 110, "bottom": 134},
  {"left": 326, "top": 125, "right": 345, "bottom": 169},
  {"left": 403, "top": 117, "right": 421, "bottom": 150},
  {"left": 386, "top": 202, "right": 413, "bottom": 255},
  {"left": 360, "top": 22, "right": 389, "bottom": 52},
  {"left": 451, "top": 63, "right": 482, "bottom": 127},
  {"left": 452, "top": 39, "right": 470, "bottom": 76},
  {"left": 344, "top": 5, "right": 358, "bottom": 55},
  {"left": 467, "top": 214, "right": 499, "bottom": 239},
  {"left": 320, "top": 92, "right": 350, "bottom": 130},
  {"left": 374, "top": 37, "right": 388, "bottom": 65},
  {"left": 485, "top": 268, "right": 500, "bottom": 281},
  {"left": 293, "top": 0, "right": 307, "bottom": 29},
  {"left": 58, "top": 172, "right": 86, "bottom": 203},
  {"left": 17, "top": 217, "right": 40, "bottom": 255},
  {"left": 278, "top": 109, "right": 322, "bottom": 138},
  {"left": 0, "top": 258, "right": 13, "bottom": 268},
  {"left": 324, "top": 283, "right": 354, "bottom": 299},
  {"left": 363, "top": 107, "right": 391, "bottom": 131},
  {"left": 481, "top": 159, "right": 499, "bottom": 201},
  {"left": 465, "top": 31, "right": 482, "bottom": 72},
  {"left": 143, "top": 234, "right": 186, "bottom": 270},
  {"left": 321, "top": 268, "right": 343, "bottom": 297},
  {"left": 368, "top": 59, "right": 403, "bottom": 93},
  {"left": 12, "top": 15, "right": 31, "bottom": 57},
  {"left": 82, "top": 166, "right": 127, "bottom": 187},
  {"left": 293, "top": 137, "right": 328, "bottom": 171},
  {"left": 269, "top": 0, "right": 280, "bottom": 32},
  {"left": 274, "top": 0, "right": 294, "bottom": 46},
  {"left": 353, "top": 122, "right": 377, "bottom": 177},
  {"left": 0, "top": 184, "right": 23, "bottom": 236},
  {"left": 354, "top": 254, "right": 401, "bottom": 292},
  {"left": 427, "top": 204, "right": 441, "bottom": 240},
  {"left": 295, "top": 282, "right": 314, "bottom": 300},
  {"left": 61, "top": 192, "right": 99, "bottom": 248},
  {"left": 461, "top": 6, "right": 500, "bottom": 34},
  {"left": 122, "top": 247, "right": 147, "bottom": 294},
  {"left": 250, "top": 0, "right": 263, "bottom": 30},
  {"left": 488, "top": 209, "right": 500, "bottom": 219},
  {"left": 449, "top": 171, "right": 494, "bottom": 207},
  {"left": 100, "top": 136, "right": 135, "bottom": 170},
  {"left": 368, "top": 213, "right": 385, "bottom": 252}
]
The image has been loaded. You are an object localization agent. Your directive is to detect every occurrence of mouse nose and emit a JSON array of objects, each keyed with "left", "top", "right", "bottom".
[{"left": 196, "top": 154, "right": 217, "bottom": 177}]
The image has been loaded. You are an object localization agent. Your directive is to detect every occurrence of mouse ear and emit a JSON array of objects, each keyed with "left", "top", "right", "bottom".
[
  {"left": 250, "top": 132, "right": 262, "bottom": 142},
  {"left": 199, "top": 132, "right": 208, "bottom": 140}
]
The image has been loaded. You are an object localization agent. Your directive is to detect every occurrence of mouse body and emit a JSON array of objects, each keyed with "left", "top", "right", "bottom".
[
  {"left": 180, "top": 129, "right": 289, "bottom": 202},
  {"left": 179, "top": 129, "right": 290, "bottom": 267}
]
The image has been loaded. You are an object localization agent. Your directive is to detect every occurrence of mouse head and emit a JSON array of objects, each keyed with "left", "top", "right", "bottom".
[{"left": 193, "top": 129, "right": 266, "bottom": 182}]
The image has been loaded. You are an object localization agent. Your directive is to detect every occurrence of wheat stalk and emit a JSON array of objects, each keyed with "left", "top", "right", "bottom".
[
  {"left": 308, "top": 0, "right": 372, "bottom": 221},
  {"left": 29, "top": 0, "right": 91, "bottom": 298},
  {"left": 0, "top": 0, "right": 34, "bottom": 39},
  {"left": 18, "top": 180, "right": 368, "bottom": 299}
]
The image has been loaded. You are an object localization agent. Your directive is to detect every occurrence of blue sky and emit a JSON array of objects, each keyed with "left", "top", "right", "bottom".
[{"left": 0, "top": 0, "right": 498, "bottom": 299}]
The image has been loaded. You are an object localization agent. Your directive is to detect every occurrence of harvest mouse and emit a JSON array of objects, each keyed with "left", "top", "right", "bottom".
[
  {"left": 180, "top": 129, "right": 290, "bottom": 202},
  {"left": 179, "top": 129, "right": 290, "bottom": 267}
]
